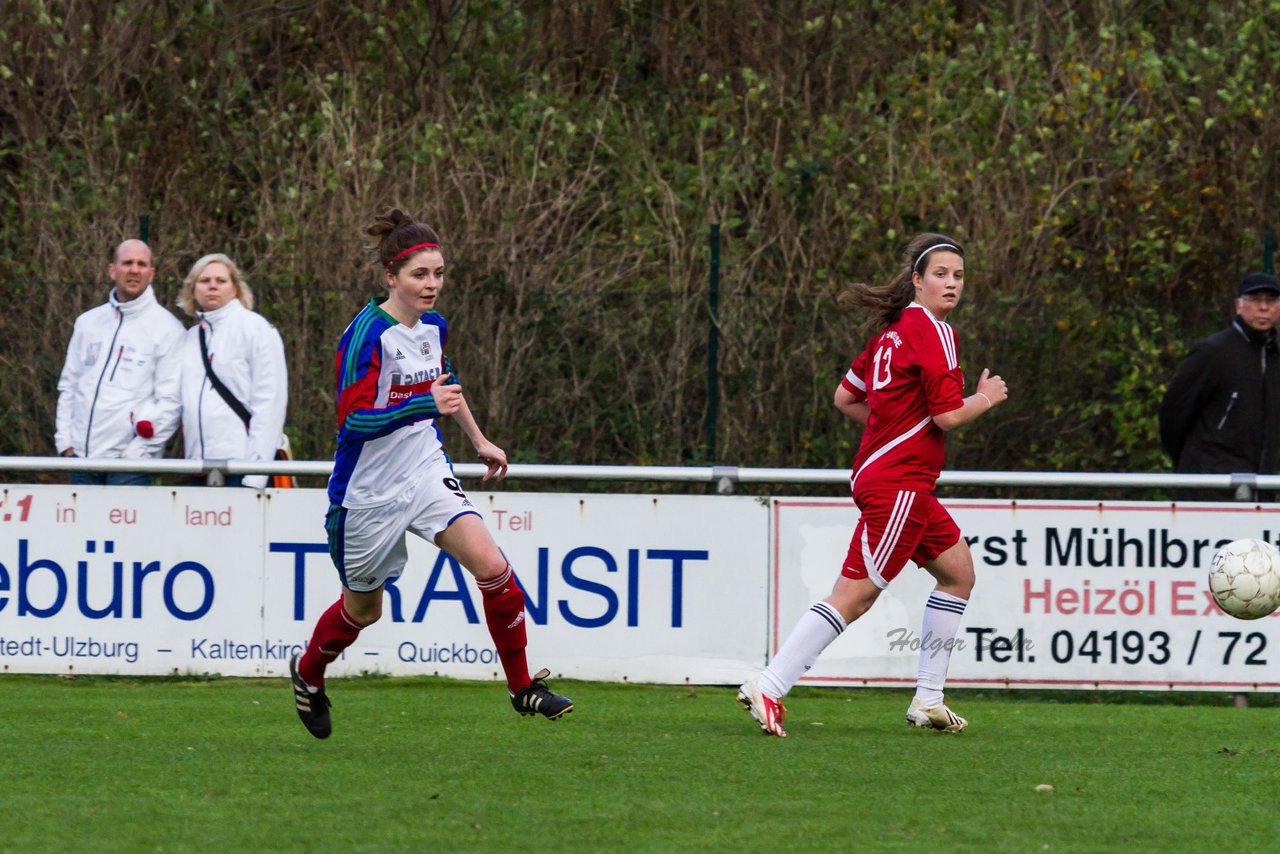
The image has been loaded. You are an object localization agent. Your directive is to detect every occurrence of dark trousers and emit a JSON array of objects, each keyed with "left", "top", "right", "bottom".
[{"left": 70, "top": 471, "right": 152, "bottom": 486}]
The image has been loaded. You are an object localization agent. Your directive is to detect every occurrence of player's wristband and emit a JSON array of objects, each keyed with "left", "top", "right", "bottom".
[{"left": 975, "top": 392, "right": 993, "bottom": 410}]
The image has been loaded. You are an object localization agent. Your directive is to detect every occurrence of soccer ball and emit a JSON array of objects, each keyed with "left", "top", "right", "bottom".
[{"left": 1207, "top": 538, "right": 1280, "bottom": 620}]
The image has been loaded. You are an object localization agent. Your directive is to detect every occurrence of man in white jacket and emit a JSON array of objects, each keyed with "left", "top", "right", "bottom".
[{"left": 55, "top": 239, "right": 184, "bottom": 485}]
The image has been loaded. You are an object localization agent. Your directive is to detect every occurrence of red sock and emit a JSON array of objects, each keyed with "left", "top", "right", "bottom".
[
  {"left": 298, "top": 597, "right": 363, "bottom": 688},
  {"left": 477, "top": 565, "right": 530, "bottom": 693}
]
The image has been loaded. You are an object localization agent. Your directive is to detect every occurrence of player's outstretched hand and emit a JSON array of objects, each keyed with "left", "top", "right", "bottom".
[
  {"left": 976, "top": 368, "right": 1009, "bottom": 407},
  {"left": 431, "top": 373, "right": 463, "bottom": 415},
  {"left": 475, "top": 440, "right": 509, "bottom": 482}
]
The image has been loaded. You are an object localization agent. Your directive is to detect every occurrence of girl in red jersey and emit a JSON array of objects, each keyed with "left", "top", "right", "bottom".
[
  {"left": 289, "top": 209, "right": 572, "bottom": 738},
  {"left": 739, "top": 233, "right": 1007, "bottom": 736}
]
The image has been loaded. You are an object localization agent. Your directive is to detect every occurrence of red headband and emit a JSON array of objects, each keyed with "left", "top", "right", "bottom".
[{"left": 387, "top": 242, "right": 440, "bottom": 268}]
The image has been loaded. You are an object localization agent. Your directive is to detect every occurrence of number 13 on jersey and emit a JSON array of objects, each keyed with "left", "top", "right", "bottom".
[{"left": 872, "top": 344, "right": 893, "bottom": 390}]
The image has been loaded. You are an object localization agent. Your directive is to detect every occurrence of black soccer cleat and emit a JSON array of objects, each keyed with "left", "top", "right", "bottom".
[
  {"left": 290, "top": 652, "right": 332, "bottom": 739},
  {"left": 509, "top": 667, "right": 574, "bottom": 720}
]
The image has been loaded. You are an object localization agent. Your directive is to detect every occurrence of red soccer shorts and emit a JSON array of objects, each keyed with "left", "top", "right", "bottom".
[{"left": 841, "top": 490, "right": 961, "bottom": 589}]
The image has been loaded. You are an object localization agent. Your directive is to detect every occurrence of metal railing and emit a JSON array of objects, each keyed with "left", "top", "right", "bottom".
[{"left": 1, "top": 455, "right": 1278, "bottom": 495}]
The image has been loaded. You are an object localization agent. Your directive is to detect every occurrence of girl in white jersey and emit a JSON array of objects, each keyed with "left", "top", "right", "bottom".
[
  {"left": 289, "top": 209, "right": 572, "bottom": 738},
  {"left": 739, "top": 233, "right": 1008, "bottom": 737}
]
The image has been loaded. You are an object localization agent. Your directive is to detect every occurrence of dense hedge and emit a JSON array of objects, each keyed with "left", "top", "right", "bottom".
[{"left": 1, "top": 1, "right": 1277, "bottom": 482}]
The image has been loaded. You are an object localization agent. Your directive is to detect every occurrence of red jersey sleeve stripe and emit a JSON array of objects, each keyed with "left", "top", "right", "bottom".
[{"left": 336, "top": 345, "right": 381, "bottom": 428}]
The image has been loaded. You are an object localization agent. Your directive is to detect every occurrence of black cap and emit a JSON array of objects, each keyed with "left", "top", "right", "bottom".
[{"left": 1239, "top": 272, "right": 1280, "bottom": 296}]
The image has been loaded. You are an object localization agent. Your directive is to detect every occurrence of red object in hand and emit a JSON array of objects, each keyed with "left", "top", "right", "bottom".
[{"left": 135, "top": 420, "right": 155, "bottom": 439}]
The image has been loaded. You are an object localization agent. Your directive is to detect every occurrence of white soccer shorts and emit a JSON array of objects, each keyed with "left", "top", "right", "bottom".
[{"left": 325, "top": 452, "right": 482, "bottom": 592}]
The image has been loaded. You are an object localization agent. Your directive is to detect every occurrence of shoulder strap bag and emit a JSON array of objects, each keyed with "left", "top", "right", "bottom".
[{"left": 199, "top": 324, "right": 251, "bottom": 432}]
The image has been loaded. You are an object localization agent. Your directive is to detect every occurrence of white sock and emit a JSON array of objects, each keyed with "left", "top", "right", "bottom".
[
  {"left": 758, "top": 601, "right": 847, "bottom": 699},
  {"left": 914, "top": 590, "right": 968, "bottom": 707}
]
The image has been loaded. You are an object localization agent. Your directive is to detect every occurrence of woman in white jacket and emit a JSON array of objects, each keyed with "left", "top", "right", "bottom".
[{"left": 178, "top": 253, "right": 288, "bottom": 488}]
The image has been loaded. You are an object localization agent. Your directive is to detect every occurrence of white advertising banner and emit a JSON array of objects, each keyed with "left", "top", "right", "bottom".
[
  {"left": 0, "top": 486, "right": 767, "bottom": 684},
  {"left": 4, "top": 487, "right": 1278, "bottom": 690},
  {"left": 773, "top": 498, "right": 1280, "bottom": 691}
]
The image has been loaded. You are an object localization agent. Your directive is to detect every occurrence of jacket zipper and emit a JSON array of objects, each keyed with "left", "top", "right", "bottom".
[
  {"left": 83, "top": 312, "right": 125, "bottom": 456},
  {"left": 1260, "top": 345, "right": 1270, "bottom": 471},
  {"left": 1217, "top": 391, "right": 1238, "bottom": 431},
  {"left": 198, "top": 378, "right": 207, "bottom": 457},
  {"left": 108, "top": 345, "right": 124, "bottom": 381},
  {"left": 198, "top": 322, "right": 209, "bottom": 456}
]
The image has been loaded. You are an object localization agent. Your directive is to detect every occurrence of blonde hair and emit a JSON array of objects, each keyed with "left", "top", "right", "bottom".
[{"left": 178, "top": 253, "right": 255, "bottom": 315}]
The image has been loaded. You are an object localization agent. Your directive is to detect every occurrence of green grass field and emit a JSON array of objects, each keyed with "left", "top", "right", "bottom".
[{"left": 1, "top": 675, "right": 1275, "bottom": 852}]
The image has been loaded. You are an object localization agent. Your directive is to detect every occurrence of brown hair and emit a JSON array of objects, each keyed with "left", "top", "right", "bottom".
[
  {"left": 837, "top": 232, "right": 964, "bottom": 336},
  {"left": 366, "top": 208, "right": 442, "bottom": 277}
]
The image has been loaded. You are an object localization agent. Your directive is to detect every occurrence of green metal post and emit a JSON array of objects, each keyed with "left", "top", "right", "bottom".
[
  {"left": 1264, "top": 231, "right": 1275, "bottom": 274},
  {"left": 706, "top": 223, "right": 721, "bottom": 465},
  {"left": 139, "top": 213, "right": 151, "bottom": 244}
]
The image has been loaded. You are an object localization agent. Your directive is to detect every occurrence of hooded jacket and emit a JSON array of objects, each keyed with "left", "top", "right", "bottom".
[
  {"left": 179, "top": 298, "right": 288, "bottom": 488},
  {"left": 55, "top": 285, "right": 184, "bottom": 458},
  {"left": 1159, "top": 316, "right": 1280, "bottom": 489}
]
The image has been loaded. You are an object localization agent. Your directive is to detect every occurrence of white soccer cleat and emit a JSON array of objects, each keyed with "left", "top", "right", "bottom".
[
  {"left": 737, "top": 676, "right": 787, "bottom": 737},
  {"left": 906, "top": 697, "right": 967, "bottom": 733}
]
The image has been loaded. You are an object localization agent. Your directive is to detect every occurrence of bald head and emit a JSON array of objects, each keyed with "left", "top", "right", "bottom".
[
  {"left": 109, "top": 239, "right": 154, "bottom": 302},
  {"left": 112, "top": 239, "right": 151, "bottom": 264}
]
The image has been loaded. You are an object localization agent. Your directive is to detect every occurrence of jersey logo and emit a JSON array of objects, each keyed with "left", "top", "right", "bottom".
[
  {"left": 387, "top": 367, "right": 443, "bottom": 401},
  {"left": 420, "top": 340, "right": 432, "bottom": 356},
  {"left": 394, "top": 349, "right": 406, "bottom": 360}
]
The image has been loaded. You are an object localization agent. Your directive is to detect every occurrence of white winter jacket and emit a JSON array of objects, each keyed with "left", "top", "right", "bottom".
[
  {"left": 180, "top": 299, "right": 288, "bottom": 488},
  {"left": 55, "top": 285, "right": 184, "bottom": 459}
]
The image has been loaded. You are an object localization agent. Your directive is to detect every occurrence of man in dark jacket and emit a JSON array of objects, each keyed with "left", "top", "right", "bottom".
[{"left": 1159, "top": 272, "right": 1280, "bottom": 501}]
